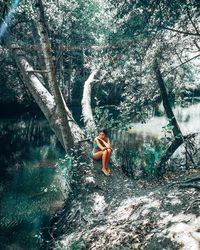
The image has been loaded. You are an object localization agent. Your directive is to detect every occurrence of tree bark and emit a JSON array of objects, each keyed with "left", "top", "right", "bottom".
[
  {"left": 153, "top": 58, "right": 183, "bottom": 139},
  {"left": 34, "top": 0, "right": 73, "bottom": 152},
  {"left": 16, "top": 57, "right": 85, "bottom": 145},
  {"left": 158, "top": 137, "right": 184, "bottom": 169},
  {"left": 153, "top": 57, "right": 184, "bottom": 167},
  {"left": 81, "top": 69, "right": 98, "bottom": 135}
]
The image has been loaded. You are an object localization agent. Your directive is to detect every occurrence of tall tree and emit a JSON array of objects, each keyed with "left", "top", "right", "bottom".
[
  {"left": 153, "top": 55, "right": 184, "bottom": 168},
  {"left": 34, "top": 0, "right": 74, "bottom": 152}
]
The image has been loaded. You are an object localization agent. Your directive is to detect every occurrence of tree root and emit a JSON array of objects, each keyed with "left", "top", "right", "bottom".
[
  {"left": 185, "top": 199, "right": 200, "bottom": 213},
  {"left": 167, "top": 175, "right": 200, "bottom": 188},
  {"left": 182, "top": 176, "right": 200, "bottom": 183},
  {"left": 178, "top": 183, "right": 200, "bottom": 191}
]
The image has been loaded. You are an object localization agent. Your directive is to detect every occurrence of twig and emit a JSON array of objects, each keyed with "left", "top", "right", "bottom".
[
  {"left": 163, "top": 54, "right": 200, "bottom": 77},
  {"left": 27, "top": 69, "right": 49, "bottom": 73}
]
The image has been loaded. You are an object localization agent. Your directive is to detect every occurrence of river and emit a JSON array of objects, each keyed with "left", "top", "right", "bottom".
[{"left": 0, "top": 115, "right": 66, "bottom": 250}]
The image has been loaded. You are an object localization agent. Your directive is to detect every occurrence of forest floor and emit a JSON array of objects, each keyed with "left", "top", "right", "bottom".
[{"left": 55, "top": 167, "right": 200, "bottom": 250}]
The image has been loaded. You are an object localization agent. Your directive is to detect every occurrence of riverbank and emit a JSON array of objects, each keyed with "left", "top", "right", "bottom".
[{"left": 55, "top": 168, "right": 200, "bottom": 250}]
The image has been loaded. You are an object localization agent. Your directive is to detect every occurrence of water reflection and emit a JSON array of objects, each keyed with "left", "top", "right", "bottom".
[
  {"left": 130, "top": 103, "right": 200, "bottom": 138},
  {"left": 174, "top": 103, "right": 200, "bottom": 133},
  {"left": 111, "top": 130, "right": 159, "bottom": 178},
  {"left": 0, "top": 116, "right": 66, "bottom": 250},
  {"left": 111, "top": 103, "right": 200, "bottom": 177}
]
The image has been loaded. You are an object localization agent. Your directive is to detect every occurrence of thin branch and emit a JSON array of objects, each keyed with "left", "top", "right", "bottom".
[
  {"left": 174, "top": 49, "right": 184, "bottom": 64},
  {"left": 160, "top": 26, "right": 200, "bottom": 37},
  {"left": 163, "top": 53, "right": 200, "bottom": 76},
  {"left": 185, "top": 6, "right": 200, "bottom": 35},
  {"left": 193, "top": 40, "right": 200, "bottom": 52},
  {"left": 27, "top": 69, "right": 49, "bottom": 73},
  {"left": 0, "top": 40, "right": 137, "bottom": 53}
]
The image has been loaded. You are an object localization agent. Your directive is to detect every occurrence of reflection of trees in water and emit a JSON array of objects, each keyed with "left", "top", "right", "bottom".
[
  {"left": 0, "top": 117, "right": 65, "bottom": 250},
  {"left": 111, "top": 129, "right": 200, "bottom": 177},
  {"left": 111, "top": 130, "right": 158, "bottom": 178},
  {"left": 0, "top": 117, "right": 60, "bottom": 177},
  {"left": 0, "top": 161, "right": 65, "bottom": 250}
]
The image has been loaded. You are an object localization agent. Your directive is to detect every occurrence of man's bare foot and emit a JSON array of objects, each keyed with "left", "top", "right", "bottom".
[{"left": 102, "top": 168, "right": 110, "bottom": 176}]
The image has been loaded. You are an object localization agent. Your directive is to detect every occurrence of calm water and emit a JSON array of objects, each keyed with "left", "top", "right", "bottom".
[
  {"left": 129, "top": 102, "right": 200, "bottom": 137},
  {"left": 0, "top": 115, "right": 66, "bottom": 250},
  {"left": 111, "top": 103, "right": 200, "bottom": 176}
]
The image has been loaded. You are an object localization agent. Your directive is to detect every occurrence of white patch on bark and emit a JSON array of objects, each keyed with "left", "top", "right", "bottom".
[
  {"left": 81, "top": 70, "right": 98, "bottom": 135},
  {"left": 170, "top": 198, "right": 182, "bottom": 205}
]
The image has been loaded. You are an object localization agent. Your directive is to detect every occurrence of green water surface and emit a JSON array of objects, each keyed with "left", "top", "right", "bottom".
[{"left": 0, "top": 115, "right": 66, "bottom": 250}]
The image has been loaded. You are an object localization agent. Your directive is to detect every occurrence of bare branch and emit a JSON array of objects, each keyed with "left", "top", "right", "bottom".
[
  {"left": 163, "top": 53, "right": 200, "bottom": 76},
  {"left": 185, "top": 6, "right": 200, "bottom": 36},
  {"left": 193, "top": 40, "right": 200, "bottom": 52},
  {"left": 160, "top": 26, "right": 200, "bottom": 37},
  {"left": 27, "top": 69, "right": 49, "bottom": 73}
]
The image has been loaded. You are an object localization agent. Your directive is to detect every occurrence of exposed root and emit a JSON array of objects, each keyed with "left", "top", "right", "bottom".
[
  {"left": 167, "top": 174, "right": 200, "bottom": 188},
  {"left": 185, "top": 199, "right": 200, "bottom": 213},
  {"left": 178, "top": 183, "right": 200, "bottom": 191}
]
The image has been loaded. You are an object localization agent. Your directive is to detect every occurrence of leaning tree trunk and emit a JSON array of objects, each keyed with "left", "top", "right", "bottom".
[
  {"left": 81, "top": 69, "right": 98, "bottom": 136},
  {"left": 16, "top": 57, "right": 85, "bottom": 145},
  {"left": 153, "top": 57, "right": 184, "bottom": 167},
  {"left": 34, "top": 0, "right": 73, "bottom": 152}
]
